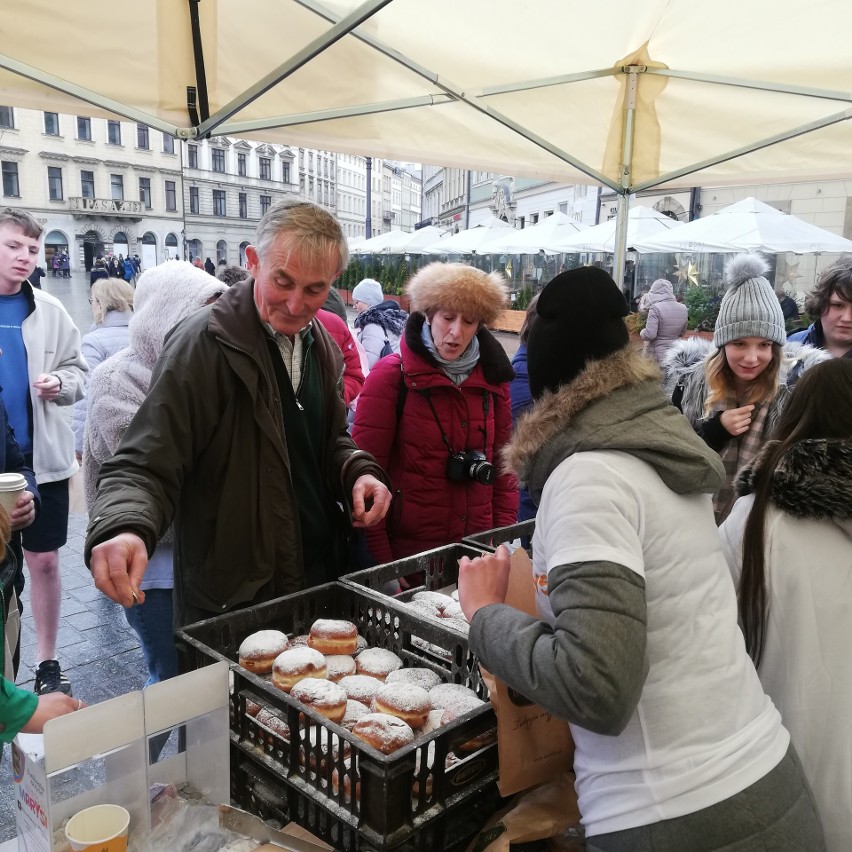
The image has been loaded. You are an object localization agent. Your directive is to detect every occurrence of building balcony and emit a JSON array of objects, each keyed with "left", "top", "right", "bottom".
[{"left": 382, "top": 210, "right": 396, "bottom": 221}]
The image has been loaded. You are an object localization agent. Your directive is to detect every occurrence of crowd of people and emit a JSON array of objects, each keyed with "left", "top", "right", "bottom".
[{"left": 0, "top": 199, "right": 850, "bottom": 849}]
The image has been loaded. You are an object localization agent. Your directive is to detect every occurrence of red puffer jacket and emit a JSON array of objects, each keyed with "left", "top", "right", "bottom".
[
  {"left": 316, "top": 309, "right": 364, "bottom": 407},
  {"left": 353, "top": 313, "right": 518, "bottom": 564}
]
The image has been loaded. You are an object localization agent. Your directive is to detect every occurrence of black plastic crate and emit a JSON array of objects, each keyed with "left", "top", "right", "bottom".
[
  {"left": 177, "top": 582, "right": 498, "bottom": 849},
  {"left": 462, "top": 520, "right": 535, "bottom": 553},
  {"left": 232, "top": 747, "right": 503, "bottom": 851}
]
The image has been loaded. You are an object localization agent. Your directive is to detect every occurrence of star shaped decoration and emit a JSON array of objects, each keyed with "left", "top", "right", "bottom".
[
  {"left": 677, "top": 258, "right": 699, "bottom": 286},
  {"left": 785, "top": 259, "right": 802, "bottom": 283}
]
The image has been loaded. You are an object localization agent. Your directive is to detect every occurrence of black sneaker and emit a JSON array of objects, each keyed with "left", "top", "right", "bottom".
[{"left": 34, "top": 660, "right": 72, "bottom": 696}]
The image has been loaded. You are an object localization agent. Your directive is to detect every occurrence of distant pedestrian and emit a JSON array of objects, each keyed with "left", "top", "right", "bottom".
[
  {"left": 51, "top": 254, "right": 59, "bottom": 278},
  {"left": 777, "top": 290, "right": 800, "bottom": 322},
  {"left": 639, "top": 278, "right": 688, "bottom": 365},
  {"left": 27, "top": 265, "right": 45, "bottom": 290},
  {"left": 352, "top": 278, "right": 408, "bottom": 369},
  {"left": 89, "top": 259, "right": 109, "bottom": 286},
  {"left": 60, "top": 253, "right": 70, "bottom": 279},
  {"left": 122, "top": 256, "right": 135, "bottom": 284},
  {"left": 204, "top": 257, "right": 216, "bottom": 276}
]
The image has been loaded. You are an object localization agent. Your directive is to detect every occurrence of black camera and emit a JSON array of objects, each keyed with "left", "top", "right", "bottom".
[{"left": 446, "top": 450, "right": 497, "bottom": 485}]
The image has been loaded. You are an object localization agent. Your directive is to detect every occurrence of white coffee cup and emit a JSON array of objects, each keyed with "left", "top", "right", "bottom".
[
  {"left": 64, "top": 803, "right": 130, "bottom": 851},
  {"left": 0, "top": 472, "right": 27, "bottom": 516}
]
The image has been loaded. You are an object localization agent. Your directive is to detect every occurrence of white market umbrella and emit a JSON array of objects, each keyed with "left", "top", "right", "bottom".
[
  {"left": 356, "top": 228, "right": 409, "bottom": 254},
  {"left": 348, "top": 235, "right": 366, "bottom": 252},
  {"left": 552, "top": 206, "right": 680, "bottom": 253},
  {"left": 633, "top": 197, "right": 852, "bottom": 254},
  {"left": 423, "top": 217, "right": 514, "bottom": 255},
  {"left": 484, "top": 212, "right": 589, "bottom": 255},
  {"left": 378, "top": 225, "right": 447, "bottom": 255}
]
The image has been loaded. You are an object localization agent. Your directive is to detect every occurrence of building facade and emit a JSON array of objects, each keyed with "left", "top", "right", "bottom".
[{"left": 0, "top": 106, "right": 183, "bottom": 272}]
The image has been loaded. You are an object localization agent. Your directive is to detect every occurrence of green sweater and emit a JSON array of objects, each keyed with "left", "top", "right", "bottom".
[{"left": 1, "top": 553, "right": 37, "bottom": 744}]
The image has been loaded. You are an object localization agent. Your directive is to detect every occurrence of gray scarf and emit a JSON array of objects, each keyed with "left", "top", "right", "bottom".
[{"left": 421, "top": 321, "right": 480, "bottom": 385}]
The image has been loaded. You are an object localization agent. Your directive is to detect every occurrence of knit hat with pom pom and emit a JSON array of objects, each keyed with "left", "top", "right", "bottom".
[{"left": 713, "top": 253, "right": 786, "bottom": 348}]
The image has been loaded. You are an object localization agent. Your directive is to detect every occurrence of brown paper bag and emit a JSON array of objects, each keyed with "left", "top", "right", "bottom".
[
  {"left": 465, "top": 770, "right": 582, "bottom": 852},
  {"left": 482, "top": 548, "right": 574, "bottom": 797}
]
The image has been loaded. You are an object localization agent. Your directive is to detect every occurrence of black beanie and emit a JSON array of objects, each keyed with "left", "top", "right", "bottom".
[{"left": 527, "top": 266, "right": 629, "bottom": 399}]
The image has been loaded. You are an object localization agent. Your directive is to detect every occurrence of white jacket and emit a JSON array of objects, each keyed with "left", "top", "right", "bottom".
[
  {"left": 719, "top": 438, "right": 852, "bottom": 852},
  {"left": 23, "top": 285, "right": 87, "bottom": 482}
]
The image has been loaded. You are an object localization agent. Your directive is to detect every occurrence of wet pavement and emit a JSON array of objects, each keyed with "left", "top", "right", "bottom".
[{"left": 0, "top": 272, "right": 520, "bottom": 842}]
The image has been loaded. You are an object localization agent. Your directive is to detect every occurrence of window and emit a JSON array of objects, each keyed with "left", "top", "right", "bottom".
[
  {"left": 188, "top": 144, "right": 198, "bottom": 169},
  {"left": 282, "top": 162, "right": 290, "bottom": 183},
  {"left": 80, "top": 170, "right": 95, "bottom": 199},
  {"left": 165, "top": 180, "right": 177, "bottom": 212},
  {"left": 213, "top": 189, "right": 226, "bottom": 216},
  {"left": 44, "top": 112, "right": 60, "bottom": 136},
  {"left": 107, "top": 120, "right": 121, "bottom": 145},
  {"left": 237, "top": 152, "right": 247, "bottom": 177},
  {"left": 137, "top": 124, "right": 149, "bottom": 149},
  {"left": 189, "top": 186, "right": 199, "bottom": 214},
  {"left": 2, "top": 162, "right": 19, "bottom": 197},
  {"left": 111, "top": 173, "right": 124, "bottom": 201},
  {"left": 139, "top": 177, "right": 152, "bottom": 209},
  {"left": 76, "top": 116, "right": 92, "bottom": 141},
  {"left": 48, "top": 166, "right": 63, "bottom": 200},
  {"left": 259, "top": 157, "right": 271, "bottom": 180},
  {"left": 260, "top": 194, "right": 271, "bottom": 215},
  {"left": 212, "top": 148, "right": 225, "bottom": 173},
  {"left": 162, "top": 133, "right": 175, "bottom": 154},
  {"left": 0, "top": 107, "right": 14, "bottom": 128},
  {"left": 239, "top": 192, "right": 247, "bottom": 219}
]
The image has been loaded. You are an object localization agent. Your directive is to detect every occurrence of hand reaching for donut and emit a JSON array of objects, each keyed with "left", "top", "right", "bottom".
[{"left": 457, "top": 545, "right": 511, "bottom": 622}]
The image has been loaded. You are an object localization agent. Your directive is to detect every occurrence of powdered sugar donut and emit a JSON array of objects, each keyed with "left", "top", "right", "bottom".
[
  {"left": 338, "top": 674, "right": 382, "bottom": 707},
  {"left": 385, "top": 667, "right": 442, "bottom": 691},
  {"left": 373, "top": 683, "right": 431, "bottom": 729},
  {"left": 412, "top": 591, "right": 455, "bottom": 613},
  {"left": 255, "top": 708, "right": 290, "bottom": 741},
  {"left": 325, "top": 654, "right": 356, "bottom": 682},
  {"left": 352, "top": 713, "right": 414, "bottom": 754},
  {"left": 420, "top": 708, "right": 447, "bottom": 737},
  {"left": 272, "top": 647, "right": 327, "bottom": 692},
  {"left": 238, "top": 629, "right": 289, "bottom": 674},
  {"left": 308, "top": 619, "right": 358, "bottom": 655},
  {"left": 341, "top": 698, "right": 370, "bottom": 730},
  {"left": 429, "top": 683, "right": 483, "bottom": 716},
  {"left": 290, "top": 678, "right": 347, "bottom": 724},
  {"left": 355, "top": 647, "right": 403, "bottom": 681}
]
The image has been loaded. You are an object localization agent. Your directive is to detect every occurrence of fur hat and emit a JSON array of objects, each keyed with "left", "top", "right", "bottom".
[
  {"left": 406, "top": 262, "right": 508, "bottom": 326},
  {"left": 527, "top": 266, "right": 629, "bottom": 399},
  {"left": 714, "top": 254, "right": 786, "bottom": 348},
  {"left": 352, "top": 277, "right": 383, "bottom": 308}
]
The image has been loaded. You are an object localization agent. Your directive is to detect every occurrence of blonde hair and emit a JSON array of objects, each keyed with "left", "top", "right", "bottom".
[
  {"left": 703, "top": 343, "right": 782, "bottom": 416},
  {"left": 91, "top": 278, "right": 134, "bottom": 325}
]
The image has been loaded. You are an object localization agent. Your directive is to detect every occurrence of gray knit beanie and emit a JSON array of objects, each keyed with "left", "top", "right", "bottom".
[
  {"left": 352, "top": 278, "right": 383, "bottom": 308},
  {"left": 713, "top": 254, "right": 786, "bottom": 348}
]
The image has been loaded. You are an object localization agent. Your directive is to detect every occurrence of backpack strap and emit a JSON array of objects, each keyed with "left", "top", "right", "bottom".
[{"left": 395, "top": 360, "right": 408, "bottom": 423}]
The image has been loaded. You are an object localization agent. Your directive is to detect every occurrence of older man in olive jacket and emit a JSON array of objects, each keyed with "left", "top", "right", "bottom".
[{"left": 85, "top": 201, "right": 391, "bottom": 628}]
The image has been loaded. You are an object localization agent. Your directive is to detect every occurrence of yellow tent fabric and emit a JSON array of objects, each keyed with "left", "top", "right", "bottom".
[{"left": 1, "top": 0, "right": 851, "bottom": 193}]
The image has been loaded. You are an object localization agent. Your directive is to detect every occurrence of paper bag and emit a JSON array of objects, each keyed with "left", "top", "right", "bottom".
[
  {"left": 69, "top": 468, "right": 86, "bottom": 514},
  {"left": 482, "top": 547, "right": 574, "bottom": 797}
]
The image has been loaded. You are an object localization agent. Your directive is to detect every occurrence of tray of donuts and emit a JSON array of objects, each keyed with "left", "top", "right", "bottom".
[
  {"left": 176, "top": 582, "right": 499, "bottom": 846},
  {"left": 339, "top": 543, "right": 488, "bottom": 641}
]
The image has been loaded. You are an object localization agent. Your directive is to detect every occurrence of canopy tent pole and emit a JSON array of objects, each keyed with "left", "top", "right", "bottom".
[{"left": 612, "top": 67, "right": 640, "bottom": 289}]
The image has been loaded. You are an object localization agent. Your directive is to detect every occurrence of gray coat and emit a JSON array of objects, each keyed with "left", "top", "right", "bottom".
[{"left": 639, "top": 280, "right": 687, "bottom": 364}]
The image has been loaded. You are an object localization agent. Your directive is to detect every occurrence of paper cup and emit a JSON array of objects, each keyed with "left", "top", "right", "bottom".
[
  {"left": 64, "top": 804, "right": 130, "bottom": 851},
  {"left": 0, "top": 472, "right": 26, "bottom": 516}
]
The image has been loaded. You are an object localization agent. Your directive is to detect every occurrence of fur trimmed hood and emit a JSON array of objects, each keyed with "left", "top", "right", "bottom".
[
  {"left": 661, "top": 336, "right": 830, "bottom": 428},
  {"left": 406, "top": 262, "right": 508, "bottom": 327},
  {"left": 736, "top": 438, "right": 852, "bottom": 522},
  {"left": 504, "top": 347, "right": 724, "bottom": 503}
]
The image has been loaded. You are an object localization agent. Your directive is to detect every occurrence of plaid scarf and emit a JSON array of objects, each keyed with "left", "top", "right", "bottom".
[{"left": 714, "top": 396, "right": 771, "bottom": 523}]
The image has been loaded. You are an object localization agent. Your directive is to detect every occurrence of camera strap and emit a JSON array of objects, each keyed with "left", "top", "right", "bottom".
[{"left": 420, "top": 389, "right": 457, "bottom": 454}]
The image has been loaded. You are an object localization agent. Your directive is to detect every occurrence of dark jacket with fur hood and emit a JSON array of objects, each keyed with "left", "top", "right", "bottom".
[{"left": 353, "top": 312, "right": 516, "bottom": 564}]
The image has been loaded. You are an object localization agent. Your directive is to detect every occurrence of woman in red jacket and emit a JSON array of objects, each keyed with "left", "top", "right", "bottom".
[{"left": 353, "top": 262, "right": 517, "bottom": 566}]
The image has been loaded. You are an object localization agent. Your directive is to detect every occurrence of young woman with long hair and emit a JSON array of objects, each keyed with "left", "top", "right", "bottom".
[
  {"left": 720, "top": 358, "right": 852, "bottom": 851},
  {"left": 664, "top": 254, "right": 827, "bottom": 522}
]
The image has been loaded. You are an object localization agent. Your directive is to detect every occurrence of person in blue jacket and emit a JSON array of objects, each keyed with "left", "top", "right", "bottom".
[{"left": 509, "top": 295, "right": 539, "bottom": 531}]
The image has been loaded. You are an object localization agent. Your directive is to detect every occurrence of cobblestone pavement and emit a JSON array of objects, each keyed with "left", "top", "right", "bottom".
[{"left": 0, "top": 273, "right": 520, "bottom": 841}]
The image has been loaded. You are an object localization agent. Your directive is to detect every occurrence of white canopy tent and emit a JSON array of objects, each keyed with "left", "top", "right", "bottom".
[
  {"left": 632, "top": 197, "right": 852, "bottom": 254},
  {"left": 379, "top": 225, "right": 447, "bottom": 255},
  {"left": 484, "top": 212, "right": 589, "bottom": 255},
  {"left": 353, "top": 228, "right": 408, "bottom": 253},
  {"left": 3, "top": 1, "right": 852, "bottom": 280},
  {"left": 552, "top": 206, "right": 680, "bottom": 253},
  {"left": 423, "top": 217, "right": 514, "bottom": 255}
]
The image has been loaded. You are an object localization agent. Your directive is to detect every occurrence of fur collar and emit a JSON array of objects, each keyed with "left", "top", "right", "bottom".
[
  {"left": 403, "top": 311, "right": 515, "bottom": 386},
  {"left": 504, "top": 347, "right": 724, "bottom": 501},
  {"left": 736, "top": 438, "right": 852, "bottom": 520}
]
